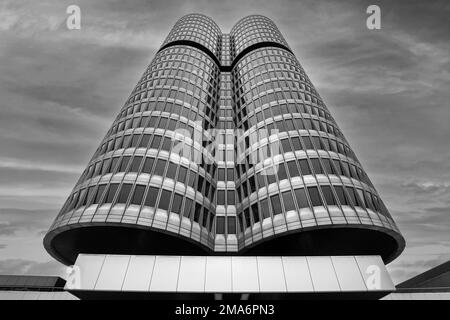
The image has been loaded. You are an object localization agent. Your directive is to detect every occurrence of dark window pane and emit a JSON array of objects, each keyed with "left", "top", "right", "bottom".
[
  {"left": 335, "top": 186, "right": 349, "bottom": 206},
  {"left": 217, "top": 190, "right": 225, "bottom": 205},
  {"left": 76, "top": 188, "right": 87, "bottom": 208},
  {"left": 322, "top": 159, "right": 334, "bottom": 175},
  {"left": 346, "top": 186, "right": 362, "bottom": 207},
  {"left": 93, "top": 185, "right": 106, "bottom": 204},
  {"left": 270, "top": 194, "right": 282, "bottom": 215},
  {"left": 172, "top": 194, "right": 183, "bottom": 214},
  {"left": 119, "top": 156, "right": 131, "bottom": 172},
  {"left": 277, "top": 163, "right": 287, "bottom": 180},
  {"left": 291, "top": 137, "right": 302, "bottom": 150},
  {"left": 117, "top": 184, "right": 132, "bottom": 203},
  {"left": 166, "top": 162, "right": 177, "bottom": 180},
  {"left": 183, "top": 198, "right": 193, "bottom": 217},
  {"left": 217, "top": 216, "right": 225, "bottom": 234},
  {"left": 287, "top": 161, "right": 299, "bottom": 177},
  {"left": 101, "top": 158, "right": 112, "bottom": 175},
  {"left": 109, "top": 157, "right": 120, "bottom": 174},
  {"left": 154, "top": 159, "right": 166, "bottom": 176},
  {"left": 142, "top": 157, "right": 154, "bottom": 173},
  {"left": 302, "top": 136, "right": 314, "bottom": 149},
  {"left": 131, "top": 185, "right": 145, "bottom": 205},
  {"left": 144, "top": 187, "right": 158, "bottom": 207},
  {"left": 299, "top": 159, "right": 311, "bottom": 175},
  {"left": 227, "top": 168, "right": 234, "bottom": 181},
  {"left": 82, "top": 186, "right": 96, "bottom": 206},
  {"left": 104, "top": 184, "right": 119, "bottom": 203},
  {"left": 308, "top": 186, "right": 323, "bottom": 207},
  {"left": 311, "top": 158, "right": 324, "bottom": 174},
  {"left": 130, "top": 156, "right": 143, "bottom": 172},
  {"left": 218, "top": 168, "right": 225, "bottom": 180},
  {"left": 282, "top": 191, "right": 296, "bottom": 211},
  {"left": 139, "top": 134, "right": 150, "bottom": 148},
  {"left": 294, "top": 188, "right": 309, "bottom": 208},
  {"left": 227, "top": 216, "right": 236, "bottom": 234},
  {"left": 321, "top": 186, "right": 336, "bottom": 205},
  {"left": 158, "top": 189, "right": 171, "bottom": 210},
  {"left": 261, "top": 198, "right": 270, "bottom": 218},
  {"left": 251, "top": 203, "right": 260, "bottom": 223},
  {"left": 227, "top": 190, "right": 235, "bottom": 205},
  {"left": 177, "top": 166, "right": 187, "bottom": 183}
]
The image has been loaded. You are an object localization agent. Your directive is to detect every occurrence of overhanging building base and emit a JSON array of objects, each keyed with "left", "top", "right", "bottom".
[{"left": 65, "top": 254, "right": 395, "bottom": 300}]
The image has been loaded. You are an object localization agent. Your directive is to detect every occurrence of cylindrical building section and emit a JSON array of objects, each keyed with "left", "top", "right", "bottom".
[
  {"left": 230, "top": 16, "right": 404, "bottom": 262},
  {"left": 44, "top": 14, "right": 222, "bottom": 265},
  {"left": 44, "top": 14, "right": 405, "bottom": 266}
]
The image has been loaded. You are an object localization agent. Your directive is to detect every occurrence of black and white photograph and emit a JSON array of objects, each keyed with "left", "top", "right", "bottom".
[{"left": 0, "top": 0, "right": 449, "bottom": 310}]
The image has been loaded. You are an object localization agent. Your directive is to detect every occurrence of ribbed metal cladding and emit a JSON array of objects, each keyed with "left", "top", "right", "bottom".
[{"left": 44, "top": 14, "right": 405, "bottom": 265}]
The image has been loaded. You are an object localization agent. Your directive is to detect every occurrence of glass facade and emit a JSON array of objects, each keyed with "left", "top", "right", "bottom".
[{"left": 44, "top": 14, "right": 405, "bottom": 265}]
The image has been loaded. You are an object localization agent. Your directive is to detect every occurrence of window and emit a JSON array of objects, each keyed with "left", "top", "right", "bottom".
[
  {"left": 75, "top": 188, "right": 87, "bottom": 208},
  {"left": 218, "top": 168, "right": 225, "bottom": 180},
  {"left": 93, "top": 185, "right": 106, "bottom": 204},
  {"left": 103, "top": 184, "right": 119, "bottom": 203},
  {"left": 311, "top": 158, "right": 324, "bottom": 174},
  {"left": 172, "top": 193, "right": 183, "bottom": 214},
  {"left": 287, "top": 161, "right": 299, "bottom": 177},
  {"left": 321, "top": 186, "right": 336, "bottom": 205},
  {"left": 277, "top": 163, "right": 287, "bottom": 180},
  {"left": 216, "top": 216, "right": 225, "bottom": 234},
  {"left": 144, "top": 187, "right": 158, "bottom": 207},
  {"left": 227, "top": 168, "right": 234, "bottom": 180},
  {"left": 139, "top": 134, "right": 150, "bottom": 148},
  {"left": 227, "top": 190, "right": 235, "bottom": 205},
  {"left": 261, "top": 198, "right": 270, "bottom": 218},
  {"left": 131, "top": 185, "right": 146, "bottom": 205},
  {"left": 81, "top": 186, "right": 95, "bottom": 207},
  {"left": 130, "top": 156, "right": 142, "bottom": 172},
  {"left": 142, "top": 158, "right": 154, "bottom": 173},
  {"left": 158, "top": 189, "right": 171, "bottom": 210},
  {"left": 119, "top": 156, "right": 131, "bottom": 172},
  {"left": 227, "top": 216, "right": 236, "bottom": 234},
  {"left": 166, "top": 162, "right": 177, "bottom": 180},
  {"left": 282, "top": 191, "right": 296, "bottom": 211},
  {"left": 177, "top": 166, "right": 187, "bottom": 183},
  {"left": 117, "top": 184, "right": 132, "bottom": 203},
  {"left": 154, "top": 159, "right": 166, "bottom": 176},
  {"left": 294, "top": 188, "right": 309, "bottom": 208},
  {"left": 270, "top": 194, "right": 282, "bottom": 215},
  {"left": 322, "top": 159, "right": 335, "bottom": 175},
  {"left": 299, "top": 159, "right": 311, "bottom": 175},
  {"left": 183, "top": 198, "right": 193, "bottom": 217},
  {"left": 109, "top": 157, "right": 120, "bottom": 174},
  {"left": 346, "top": 186, "right": 362, "bottom": 208},
  {"left": 307, "top": 186, "right": 323, "bottom": 207},
  {"left": 335, "top": 186, "right": 349, "bottom": 206},
  {"left": 217, "top": 190, "right": 225, "bottom": 205}
]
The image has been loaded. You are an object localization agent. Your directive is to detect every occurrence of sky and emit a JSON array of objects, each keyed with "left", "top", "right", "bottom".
[{"left": 0, "top": 0, "right": 449, "bottom": 284}]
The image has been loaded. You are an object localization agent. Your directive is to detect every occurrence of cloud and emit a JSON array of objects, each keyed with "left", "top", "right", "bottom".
[{"left": 0, "top": 259, "right": 66, "bottom": 277}]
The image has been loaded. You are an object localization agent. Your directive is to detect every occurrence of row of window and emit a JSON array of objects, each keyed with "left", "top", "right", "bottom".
[
  {"left": 62, "top": 183, "right": 215, "bottom": 232},
  {"left": 238, "top": 184, "right": 387, "bottom": 233},
  {"left": 82, "top": 152, "right": 216, "bottom": 195},
  {"left": 236, "top": 156, "right": 371, "bottom": 202},
  {"left": 238, "top": 130, "right": 357, "bottom": 164}
]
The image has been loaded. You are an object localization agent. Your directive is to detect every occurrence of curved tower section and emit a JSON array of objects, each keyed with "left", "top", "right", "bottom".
[
  {"left": 44, "top": 14, "right": 405, "bottom": 265},
  {"left": 44, "top": 14, "right": 221, "bottom": 264},
  {"left": 230, "top": 15, "right": 404, "bottom": 262}
]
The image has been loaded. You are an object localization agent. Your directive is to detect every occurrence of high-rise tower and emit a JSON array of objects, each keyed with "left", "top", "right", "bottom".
[{"left": 44, "top": 14, "right": 405, "bottom": 267}]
